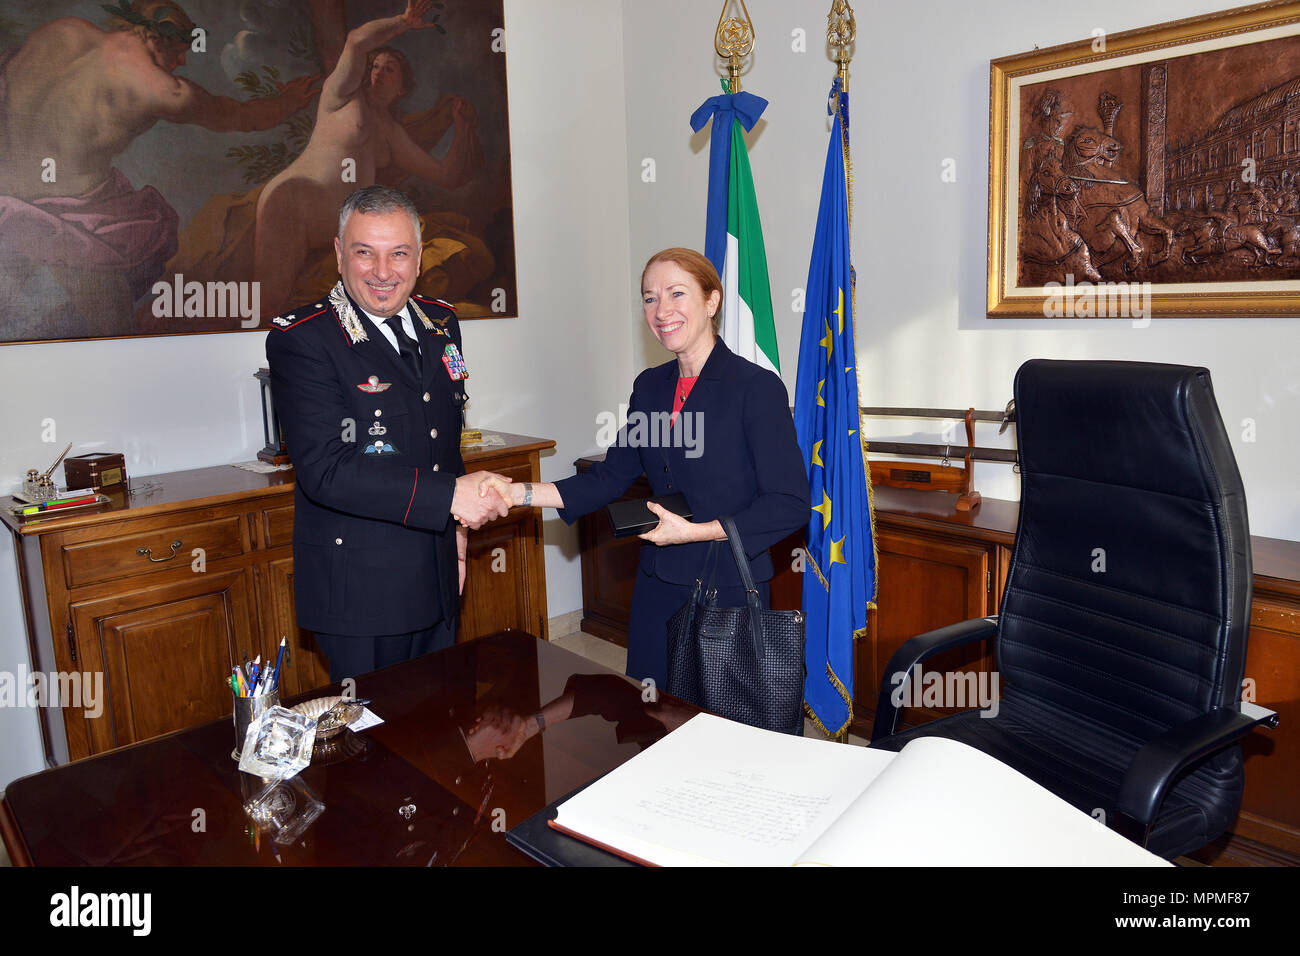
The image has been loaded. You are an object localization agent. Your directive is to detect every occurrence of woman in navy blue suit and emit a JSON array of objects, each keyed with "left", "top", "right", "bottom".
[{"left": 489, "top": 248, "right": 810, "bottom": 689}]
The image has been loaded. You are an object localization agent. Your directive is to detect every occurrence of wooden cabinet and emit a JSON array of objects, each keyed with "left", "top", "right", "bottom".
[
  {"left": 459, "top": 502, "right": 549, "bottom": 641},
  {"left": 4, "top": 431, "right": 554, "bottom": 765},
  {"left": 69, "top": 568, "right": 261, "bottom": 755},
  {"left": 857, "top": 529, "right": 999, "bottom": 727},
  {"left": 576, "top": 467, "right": 650, "bottom": 647},
  {"left": 575, "top": 476, "right": 1300, "bottom": 865}
]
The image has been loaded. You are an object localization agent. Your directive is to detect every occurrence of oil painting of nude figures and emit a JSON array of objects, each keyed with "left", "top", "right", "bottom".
[
  {"left": 0, "top": 0, "right": 515, "bottom": 344},
  {"left": 991, "top": 7, "right": 1300, "bottom": 317}
]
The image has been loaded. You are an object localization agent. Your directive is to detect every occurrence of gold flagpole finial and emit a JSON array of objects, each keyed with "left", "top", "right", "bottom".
[
  {"left": 715, "top": 0, "right": 755, "bottom": 93},
  {"left": 827, "top": 0, "right": 856, "bottom": 92}
]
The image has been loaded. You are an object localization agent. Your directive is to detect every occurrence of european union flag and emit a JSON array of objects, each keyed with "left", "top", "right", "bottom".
[{"left": 793, "top": 79, "right": 877, "bottom": 739}]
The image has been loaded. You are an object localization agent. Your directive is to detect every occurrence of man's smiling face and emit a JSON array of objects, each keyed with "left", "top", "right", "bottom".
[{"left": 334, "top": 210, "right": 420, "bottom": 317}]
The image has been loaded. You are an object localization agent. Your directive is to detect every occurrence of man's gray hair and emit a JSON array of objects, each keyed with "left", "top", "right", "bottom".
[{"left": 337, "top": 185, "right": 422, "bottom": 244}]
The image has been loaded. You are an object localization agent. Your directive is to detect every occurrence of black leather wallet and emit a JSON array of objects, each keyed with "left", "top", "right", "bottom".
[{"left": 604, "top": 493, "right": 692, "bottom": 538}]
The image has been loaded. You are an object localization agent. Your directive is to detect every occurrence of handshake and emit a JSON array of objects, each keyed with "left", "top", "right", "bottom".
[{"left": 451, "top": 470, "right": 518, "bottom": 529}]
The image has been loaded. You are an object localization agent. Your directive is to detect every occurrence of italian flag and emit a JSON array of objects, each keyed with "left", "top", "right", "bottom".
[
  {"left": 720, "top": 117, "right": 780, "bottom": 374},
  {"left": 692, "top": 83, "right": 780, "bottom": 373}
]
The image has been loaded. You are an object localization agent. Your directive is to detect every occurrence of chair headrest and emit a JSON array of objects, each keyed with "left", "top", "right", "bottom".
[{"left": 1013, "top": 359, "right": 1239, "bottom": 505}]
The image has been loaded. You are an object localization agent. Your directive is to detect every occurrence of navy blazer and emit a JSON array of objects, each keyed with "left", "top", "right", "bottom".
[
  {"left": 265, "top": 286, "right": 467, "bottom": 635},
  {"left": 555, "top": 340, "right": 811, "bottom": 587}
]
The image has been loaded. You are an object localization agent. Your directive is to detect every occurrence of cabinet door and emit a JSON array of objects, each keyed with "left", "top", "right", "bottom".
[
  {"left": 460, "top": 509, "right": 546, "bottom": 641},
  {"left": 856, "top": 529, "right": 993, "bottom": 728},
  {"left": 67, "top": 569, "right": 261, "bottom": 757},
  {"left": 259, "top": 556, "right": 331, "bottom": 697},
  {"left": 1231, "top": 595, "right": 1300, "bottom": 856}
]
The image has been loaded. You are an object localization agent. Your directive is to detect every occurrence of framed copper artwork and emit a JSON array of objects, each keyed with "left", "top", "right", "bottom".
[
  {"left": 0, "top": 0, "right": 517, "bottom": 345},
  {"left": 988, "top": 1, "right": 1300, "bottom": 317}
]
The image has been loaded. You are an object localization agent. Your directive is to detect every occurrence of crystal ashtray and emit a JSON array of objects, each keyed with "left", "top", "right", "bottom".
[{"left": 237, "top": 705, "right": 316, "bottom": 779}]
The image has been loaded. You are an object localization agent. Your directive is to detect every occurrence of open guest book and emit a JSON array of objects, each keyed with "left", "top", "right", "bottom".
[{"left": 550, "top": 713, "right": 1170, "bottom": 866}]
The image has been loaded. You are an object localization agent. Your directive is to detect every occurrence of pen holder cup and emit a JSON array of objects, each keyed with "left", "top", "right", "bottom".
[{"left": 233, "top": 689, "right": 280, "bottom": 761}]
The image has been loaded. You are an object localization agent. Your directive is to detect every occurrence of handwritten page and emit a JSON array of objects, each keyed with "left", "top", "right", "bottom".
[
  {"left": 553, "top": 714, "right": 1170, "bottom": 867},
  {"left": 553, "top": 713, "right": 893, "bottom": 866}
]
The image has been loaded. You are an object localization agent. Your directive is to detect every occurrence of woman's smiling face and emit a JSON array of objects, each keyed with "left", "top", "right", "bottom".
[{"left": 641, "top": 259, "right": 719, "bottom": 357}]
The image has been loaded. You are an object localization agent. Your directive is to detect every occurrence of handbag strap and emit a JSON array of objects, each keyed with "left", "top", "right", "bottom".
[
  {"left": 719, "top": 515, "right": 766, "bottom": 660},
  {"left": 719, "top": 515, "right": 758, "bottom": 593},
  {"left": 679, "top": 541, "right": 723, "bottom": 648},
  {"left": 699, "top": 541, "right": 723, "bottom": 597}
]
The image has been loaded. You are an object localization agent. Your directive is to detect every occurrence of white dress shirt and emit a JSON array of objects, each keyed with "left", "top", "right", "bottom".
[{"left": 359, "top": 303, "right": 419, "bottom": 356}]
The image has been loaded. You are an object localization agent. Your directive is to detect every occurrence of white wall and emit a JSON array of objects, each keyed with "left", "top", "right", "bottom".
[
  {"left": 4, "top": 0, "right": 1297, "bottom": 787},
  {"left": 0, "top": 0, "right": 633, "bottom": 787},
  {"left": 622, "top": 0, "right": 1300, "bottom": 540}
]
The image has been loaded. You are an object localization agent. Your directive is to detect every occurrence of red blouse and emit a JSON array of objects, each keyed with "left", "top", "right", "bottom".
[{"left": 671, "top": 375, "right": 699, "bottom": 425}]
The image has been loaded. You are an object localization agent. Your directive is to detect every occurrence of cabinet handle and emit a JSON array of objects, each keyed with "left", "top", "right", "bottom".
[{"left": 137, "top": 539, "right": 183, "bottom": 563}]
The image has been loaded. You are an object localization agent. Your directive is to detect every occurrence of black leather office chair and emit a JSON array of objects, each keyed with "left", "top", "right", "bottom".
[{"left": 870, "top": 360, "right": 1277, "bottom": 859}]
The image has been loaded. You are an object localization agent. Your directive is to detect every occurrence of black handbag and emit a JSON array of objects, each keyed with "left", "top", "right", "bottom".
[{"left": 665, "top": 515, "right": 806, "bottom": 735}]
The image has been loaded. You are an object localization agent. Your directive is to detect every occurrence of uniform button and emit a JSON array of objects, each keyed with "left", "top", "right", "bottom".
[
  {"left": 663, "top": 466, "right": 669, "bottom": 473},
  {"left": 423, "top": 392, "right": 431, "bottom": 403},
  {"left": 430, "top": 428, "right": 438, "bottom": 439},
  {"left": 375, "top": 409, "right": 382, "bottom": 417},
  {"left": 667, "top": 484, "right": 673, "bottom": 490},
  {"left": 335, "top": 538, "right": 343, "bottom": 545},
  {"left": 433, "top": 464, "right": 440, "bottom": 471},
  {"left": 454, "top": 392, "right": 461, "bottom": 400}
]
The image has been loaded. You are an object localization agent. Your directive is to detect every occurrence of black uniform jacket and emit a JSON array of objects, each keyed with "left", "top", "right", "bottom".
[
  {"left": 554, "top": 339, "right": 810, "bottom": 587},
  {"left": 266, "top": 285, "right": 467, "bottom": 635}
]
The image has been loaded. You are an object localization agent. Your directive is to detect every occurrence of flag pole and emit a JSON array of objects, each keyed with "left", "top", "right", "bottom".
[
  {"left": 823, "top": 0, "right": 875, "bottom": 744},
  {"left": 715, "top": 0, "right": 756, "bottom": 93},
  {"left": 828, "top": 0, "right": 856, "bottom": 227},
  {"left": 828, "top": 0, "right": 856, "bottom": 93}
]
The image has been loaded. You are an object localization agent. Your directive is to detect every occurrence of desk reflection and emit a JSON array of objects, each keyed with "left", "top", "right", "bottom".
[{"left": 1, "top": 632, "right": 700, "bottom": 866}]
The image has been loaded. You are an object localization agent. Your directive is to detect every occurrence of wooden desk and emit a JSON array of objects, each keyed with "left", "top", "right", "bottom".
[{"left": 0, "top": 631, "right": 694, "bottom": 866}]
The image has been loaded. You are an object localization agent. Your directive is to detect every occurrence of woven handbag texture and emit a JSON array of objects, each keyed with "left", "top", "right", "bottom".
[{"left": 666, "top": 597, "right": 805, "bottom": 735}]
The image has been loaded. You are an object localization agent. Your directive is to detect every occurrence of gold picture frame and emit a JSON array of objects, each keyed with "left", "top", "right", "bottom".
[{"left": 988, "top": 1, "right": 1300, "bottom": 317}]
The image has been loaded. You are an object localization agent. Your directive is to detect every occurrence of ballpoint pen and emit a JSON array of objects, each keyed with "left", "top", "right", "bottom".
[{"left": 272, "top": 636, "right": 287, "bottom": 690}]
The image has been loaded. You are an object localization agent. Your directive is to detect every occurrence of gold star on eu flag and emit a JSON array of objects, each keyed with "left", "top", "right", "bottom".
[
  {"left": 828, "top": 535, "right": 847, "bottom": 568},
  {"left": 812, "top": 489, "right": 832, "bottom": 529}
]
